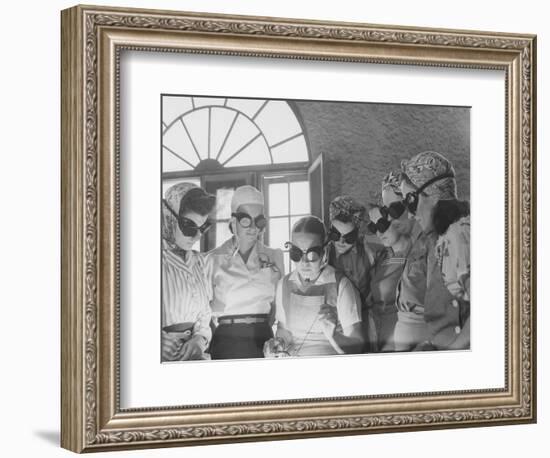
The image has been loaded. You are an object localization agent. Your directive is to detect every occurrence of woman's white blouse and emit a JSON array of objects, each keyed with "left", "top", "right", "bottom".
[{"left": 204, "top": 238, "right": 284, "bottom": 317}]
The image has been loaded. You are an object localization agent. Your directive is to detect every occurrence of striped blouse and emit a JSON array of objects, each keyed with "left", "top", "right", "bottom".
[{"left": 162, "top": 241, "right": 212, "bottom": 343}]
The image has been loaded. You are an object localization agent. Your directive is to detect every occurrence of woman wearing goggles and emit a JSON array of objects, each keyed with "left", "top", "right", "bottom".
[
  {"left": 366, "top": 179, "right": 416, "bottom": 352},
  {"left": 264, "top": 216, "right": 364, "bottom": 358},
  {"left": 161, "top": 184, "right": 216, "bottom": 362},
  {"left": 400, "top": 151, "right": 470, "bottom": 351},
  {"left": 205, "top": 185, "right": 284, "bottom": 360},
  {"left": 325, "top": 196, "right": 379, "bottom": 352},
  {"left": 363, "top": 170, "right": 432, "bottom": 352}
]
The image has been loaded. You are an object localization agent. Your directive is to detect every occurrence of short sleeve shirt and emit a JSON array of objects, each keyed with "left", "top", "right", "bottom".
[{"left": 204, "top": 238, "right": 284, "bottom": 316}]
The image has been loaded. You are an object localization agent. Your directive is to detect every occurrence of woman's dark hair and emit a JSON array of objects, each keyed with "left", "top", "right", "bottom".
[
  {"left": 179, "top": 187, "right": 216, "bottom": 217},
  {"left": 433, "top": 199, "right": 470, "bottom": 235},
  {"left": 292, "top": 216, "right": 326, "bottom": 242}
]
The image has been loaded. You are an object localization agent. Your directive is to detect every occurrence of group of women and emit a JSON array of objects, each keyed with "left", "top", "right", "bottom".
[{"left": 161, "top": 150, "right": 470, "bottom": 361}]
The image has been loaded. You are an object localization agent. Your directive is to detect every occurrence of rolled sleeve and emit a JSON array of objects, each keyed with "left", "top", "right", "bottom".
[{"left": 194, "top": 308, "right": 213, "bottom": 343}]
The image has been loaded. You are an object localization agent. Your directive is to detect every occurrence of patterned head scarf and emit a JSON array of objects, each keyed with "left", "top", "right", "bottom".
[
  {"left": 329, "top": 195, "right": 366, "bottom": 228},
  {"left": 401, "top": 151, "right": 457, "bottom": 200},
  {"left": 162, "top": 182, "right": 198, "bottom": 245},
  {"left": 381, "top": 170, "right": 404, "bottom": 197}
]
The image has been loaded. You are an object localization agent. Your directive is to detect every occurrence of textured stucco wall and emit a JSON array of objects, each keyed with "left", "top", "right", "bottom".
[{"left": 293, "top": 101, "right": 470, "bottom": 207}]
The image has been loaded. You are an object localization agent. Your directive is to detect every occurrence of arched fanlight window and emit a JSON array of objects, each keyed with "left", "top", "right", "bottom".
[{"left": 162, "top": 96, "right": 309, "bottom": 173}]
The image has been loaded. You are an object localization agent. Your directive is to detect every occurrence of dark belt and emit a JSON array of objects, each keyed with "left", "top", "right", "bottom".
[{"left": 217, "top": 314, "right": 269, "bottom": 325}]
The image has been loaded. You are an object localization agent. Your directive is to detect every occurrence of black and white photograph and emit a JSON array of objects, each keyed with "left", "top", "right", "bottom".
[
  {"left": 55, "top": 2, "right": 537, "bottom": 453},
  {"left": 160, "top": 94, "right": 470, "bottom": 362}
]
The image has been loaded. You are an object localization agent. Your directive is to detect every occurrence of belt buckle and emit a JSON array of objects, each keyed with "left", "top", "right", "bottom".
[{"left": 242, "top": 317, "right": 255, "bottom": 324}]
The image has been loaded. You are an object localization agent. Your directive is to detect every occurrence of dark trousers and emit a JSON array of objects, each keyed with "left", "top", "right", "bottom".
[{"left": 210, "top": 322, "right": 273, "bottom": 360}]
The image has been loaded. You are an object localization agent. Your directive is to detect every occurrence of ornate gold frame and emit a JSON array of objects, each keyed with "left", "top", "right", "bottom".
[{"left": 60, "top": 4, "right": 537, "bottom": 453}]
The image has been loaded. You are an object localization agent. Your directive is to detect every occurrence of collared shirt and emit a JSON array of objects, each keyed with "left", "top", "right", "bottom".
[
  {"left": 424, "top": 223, "right": 470, "bottom": 349},
  {"left": 204, "top": 238, "right": 284, "bottom": 317},
  {"left": 275, "top": 266, "right": 362, "bottom": 332},
  {"left": 161, "top": 242, "right": 212, "bottom": 342},
  {"left": 396, "top": 221, "right": 429, "bottom": 314}
]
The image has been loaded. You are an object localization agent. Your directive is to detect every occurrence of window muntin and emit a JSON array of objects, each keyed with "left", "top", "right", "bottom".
[{"left": 162, "top": 96, "right": 309, "bottom": 174}]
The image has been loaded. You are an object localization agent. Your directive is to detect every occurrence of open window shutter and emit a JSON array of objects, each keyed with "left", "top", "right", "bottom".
[{"left": 308, "top": 153, "right": 328, "bottom": 225}]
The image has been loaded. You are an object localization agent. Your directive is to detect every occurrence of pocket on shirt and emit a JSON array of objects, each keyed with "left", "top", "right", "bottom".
[{"left": 406, "top": 254, "right": 427, "bottom": 283}]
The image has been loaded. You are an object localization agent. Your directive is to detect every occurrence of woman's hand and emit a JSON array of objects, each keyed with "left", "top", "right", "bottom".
[
  {"left": 446, "top": 281, "right": 465, "bottom": 299},
  {"left": 161, "top": 331, "right": 183, "bottom": 361},
  {"left": 319, "top": 304, "right": 338, "bottom": 339},
  {"left": 176, "top": 335, "right": 208, "bottom": 361},
  {"left": 263, "top": 337, "right": 291, "bottom": 358}
]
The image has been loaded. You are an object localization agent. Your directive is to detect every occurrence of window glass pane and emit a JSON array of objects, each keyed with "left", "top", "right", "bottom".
[
  {"left": 215, "top": 222, "right": 232, "bottom": 249},
  {"left": 215, "top": 188, "right": 234, "bottom": 220},
  {"left": 226, "top": 98, "right": 266, "bottom": 118},
  {"left": 162, "top": 96, "right": 193, "bottom": 126},
  {"left": 162, "top": 121, "right": 200, "bottom": 167},
  {"left": 224, "top": 136, "right": 271, "bottom": 168},
  {"left": 162, "top": 148, "right": 193, "bottom": 173},
  {"left": 255, "top": 101, "right": 302, "bottom": 146},
  {"left": 271, "top": 135, "right": 308, "bottom": 163},
  {"left": 193, "top": 97, "right": 226, "bottom": 108},
  {"left": 182, "top": 108, "right": 209, "bottom": 161},
  {"left": 290, "top": 181, "right": 310, "bottom": 215},
  {"left": 210, "top": 108, "right": 238, "bottom": 161},
  {"left": 164, "top": 98, "right": 310, "bottom": 172},
  {"left": 268, "top": 217, "right": 289, "bottom": 252},
  {"left": 217, "top": 115, "right": 260, "bottom": 165},
  {"left": 192, "top": 239, "right": 201, "bottom": 251},
  {"left": 268, "top": 182, "right": 289, "bottom": 217}
]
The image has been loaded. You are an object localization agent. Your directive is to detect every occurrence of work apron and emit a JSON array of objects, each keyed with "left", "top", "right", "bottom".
[{"left": 282, "top": 277, "right": 340, "bottom": 357}]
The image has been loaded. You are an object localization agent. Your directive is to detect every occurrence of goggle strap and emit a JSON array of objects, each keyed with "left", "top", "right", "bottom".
[
  {"left": 416, "top": 172, "right": 455, "bottom": 194},
  {"left": 163, "top": 199, "right": 179, "bottom": 219}
]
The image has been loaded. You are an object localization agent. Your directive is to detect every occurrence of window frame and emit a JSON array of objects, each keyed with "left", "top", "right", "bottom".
[{"left": 261, "top": 170, "right": 311, "bottom": 273}]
